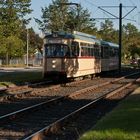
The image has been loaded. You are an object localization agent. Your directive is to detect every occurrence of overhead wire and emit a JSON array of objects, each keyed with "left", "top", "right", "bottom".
[
  {"left": 117, "top": 0, "right": 138, "bottom": 25},
  {"left": 76, "top": 0, "right": 140, "bottom": 27},
  {"left": 85, "top": 0, "right": 118, "bottom": 20},
  {"left": 84, "top": 0, "right": 99, "bottom": 15},
  {"left": 83, "top": 0, "right": 100, "bottom": 22},
  {"left": 128, "top": 0, "right": 140, "bottom": 25},
  {"left": 84, "top": 0, "right": 98, "bottom": 8}
]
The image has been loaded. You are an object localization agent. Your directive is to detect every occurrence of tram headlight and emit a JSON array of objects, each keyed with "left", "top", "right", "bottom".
[
  {"left": 52, "top": 65, "right": 56, "bottom": 68},
  {"left": 52, "top": 60, "right": 56, "bottom": 64}
]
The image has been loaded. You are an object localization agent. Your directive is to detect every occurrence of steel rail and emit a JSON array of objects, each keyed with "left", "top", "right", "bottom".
[
  {"left": 0, "top": 96, "right": 63, "bottom": 120},
  {"left": 23, "top": 77, "right": 140, "bottom": 140},
  {"left": 0, "top": 72, "right": 140, "bottom": 121}
]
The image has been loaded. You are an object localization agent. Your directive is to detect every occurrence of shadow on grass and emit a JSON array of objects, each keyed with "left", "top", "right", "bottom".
[{"left": 80, "top": 92, "right": 140, "bottom": 140}]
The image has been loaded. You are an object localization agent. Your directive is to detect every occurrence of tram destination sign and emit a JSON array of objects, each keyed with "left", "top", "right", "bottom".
[{"left": 47, "top": 39, "right": 68, "bottom": 44}]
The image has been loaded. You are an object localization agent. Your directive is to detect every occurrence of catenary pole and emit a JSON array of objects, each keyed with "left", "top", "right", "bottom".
[
  {"left": 26, "top": 28, "right": 29, "bottom": 67},
  {"left": 92, "top": 3, "right": 136, "bottom": 74},
  {"left": 119, "top": 3, "right": 122, "bottom": 74}
]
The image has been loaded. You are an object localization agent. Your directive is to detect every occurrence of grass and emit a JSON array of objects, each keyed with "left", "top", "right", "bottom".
[
  {"left": 0, "top": 71, "right": 43, "bottom": 86},
  {"left": 80, "top": 88, "right": 140, "bottom": 140}
]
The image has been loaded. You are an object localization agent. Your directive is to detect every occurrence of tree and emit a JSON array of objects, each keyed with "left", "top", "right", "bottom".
[
  {"left": 99, "top": 19, "right": 117, "bottom": 42},
  {"left": 20, "top": 27, "right": 43, "bottom": 56},
  {"left": 35, "top": 0, "right": 96, "bottom": 33},
  {"left": 0, "top": 0, "right": 32, "bottom": 63},
  {"left": 122, "top": 23, "right": 140, "bottom": 61},
  {"left": 0, "top": 0, "right": 32, "bottom": 37},
  {"left": 35, "top": 0, "right": 69, "bottom": 32},
  {"left": 66, "top": 4, "right": 97, "bottom": 33},
  {"left": 5, "top": 36, "right": 24, "bottom": 57}
]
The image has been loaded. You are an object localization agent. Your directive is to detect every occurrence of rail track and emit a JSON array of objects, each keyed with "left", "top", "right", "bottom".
[
  {"left": 0, "top": 67, "right": 139, "bottom": 102},
  {"left": 0, "top": 71, "right": 140, "bottom": 139},
  {"left": 0, "top": 77, "right": 112, "bottom": 116}
]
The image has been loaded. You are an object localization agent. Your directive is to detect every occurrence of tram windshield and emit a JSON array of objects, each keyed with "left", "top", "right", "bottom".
[{"left": 45, "top": 44, "right": 70, "bottom": 57}]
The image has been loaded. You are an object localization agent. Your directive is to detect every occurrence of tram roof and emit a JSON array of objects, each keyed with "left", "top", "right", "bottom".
[
  {"left": 45, "top": 31, "right": 74, "bottom": 39},
  {"left": 73, "top": 31, "right": 99, "bottom": 44},
  {"left": 101, "top": 40, "right": 119, "bottom": 48},
  {"left": 45, "top": 31, "right": 99, "bottom": 44}
]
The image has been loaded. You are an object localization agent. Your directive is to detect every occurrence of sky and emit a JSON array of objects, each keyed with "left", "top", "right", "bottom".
[{"left": 30, "top": 0, "right": 140, "bottom": 34}]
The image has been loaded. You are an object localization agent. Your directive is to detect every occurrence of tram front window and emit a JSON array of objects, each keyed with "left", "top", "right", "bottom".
[{"left": 45, "top": 44, "right": 70, "bottom": 57}]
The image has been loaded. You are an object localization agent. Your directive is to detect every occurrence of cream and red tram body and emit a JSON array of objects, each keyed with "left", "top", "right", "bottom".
[
  {"left": 43, "top": 31, "right": 101, "bottom": 79},
  {"left": 43, "top": 31, "right": 119, "bottom": 80}
]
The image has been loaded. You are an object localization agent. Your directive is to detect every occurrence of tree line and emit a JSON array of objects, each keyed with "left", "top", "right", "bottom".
[
  {"left": 0, "top": 0, "right": 140, "bottom": 64},
  {"left": 0, "top": 0, "right": 43, "bottom": 64}
]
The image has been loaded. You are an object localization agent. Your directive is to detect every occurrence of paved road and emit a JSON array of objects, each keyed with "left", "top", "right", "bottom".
[{"left": 0, "top": 67, "right": 42, "bottom": 76}]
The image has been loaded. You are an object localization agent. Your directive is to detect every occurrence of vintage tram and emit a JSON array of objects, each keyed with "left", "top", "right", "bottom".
[{"left": 43, "top": 31, "right": 119, "bottom": 80}]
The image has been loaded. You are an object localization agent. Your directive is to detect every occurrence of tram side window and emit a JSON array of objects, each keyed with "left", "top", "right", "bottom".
[
  {"left": 88, "top": 48, "right": 91, "bottom": 56},
  {"left": 71, "top": 41, "right": 79, "bottom": 57},
  {"left": 80, "top": 43, "right": 94, "bottom": 57},
  {"left": 81, "top": 47, "right": 94, "bottom": 57},
  {"left": 81, "top": 47, "right": 84, "bottom": 56},
  {"left": 115, "top": 48, "right": 119, "bottom": 57},
  {"left": 102, "top": 46, "right": 109, "bottom": 58},
  {"left": 110, "top": 48, "right": 118, "bottom": 57},
  {"left": 94, "top": 44, "right": 100, "bottom": 58},
  {"left": 91, "top": 47, "right": 94, "bottom": 56},
  {"left": 110, "top": 48, "right": 115, "bottom": 57},
  {"left": 81, "top": 47, "right": 87, "bottom": 56}
]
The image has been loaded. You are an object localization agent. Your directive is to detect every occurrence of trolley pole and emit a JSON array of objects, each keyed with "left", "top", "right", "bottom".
[{"left": 119, "top": 3, "right": 122, "bottom": 74}]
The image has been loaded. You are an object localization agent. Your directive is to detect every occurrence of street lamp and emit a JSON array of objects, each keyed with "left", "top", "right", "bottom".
[{"left": 59, "top": 3, "right": 80, "bottom": 31}]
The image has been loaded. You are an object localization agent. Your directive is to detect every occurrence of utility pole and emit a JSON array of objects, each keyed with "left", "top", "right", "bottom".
[
  {"left": 26, "top": 28, "right": 29, "bottom": 68},
  {"left": 91, "top": 4, "right": 136, "bottom": 74},
  {"left": 119, "top": 3, "right": 122, "bottom": 74}
]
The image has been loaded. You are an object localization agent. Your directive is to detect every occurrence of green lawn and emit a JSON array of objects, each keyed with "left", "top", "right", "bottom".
[
  {"left": 0, "top": 71, "right": 43, "bottom": 87},
  {"left": 80, "top": 88, "right": 140, "bottom": 140}
]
